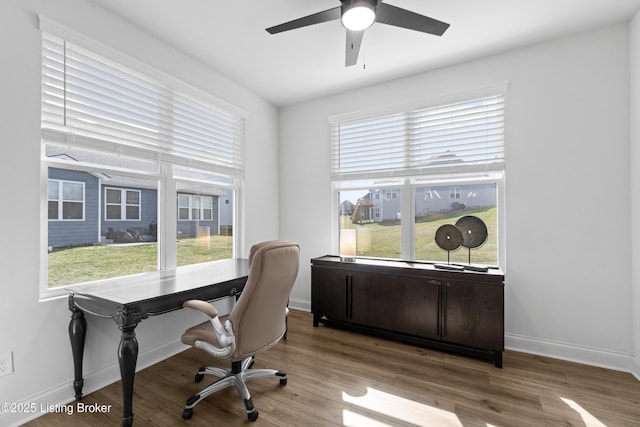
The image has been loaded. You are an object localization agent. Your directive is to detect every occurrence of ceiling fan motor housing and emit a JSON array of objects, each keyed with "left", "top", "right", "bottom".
[{"left": 341, "top": 0, "right": 380, "bottom": 31}]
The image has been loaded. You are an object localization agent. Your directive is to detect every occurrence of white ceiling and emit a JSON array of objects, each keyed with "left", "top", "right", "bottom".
[{"left": 91, "top": 0, "right": 640, "bottom": 106}]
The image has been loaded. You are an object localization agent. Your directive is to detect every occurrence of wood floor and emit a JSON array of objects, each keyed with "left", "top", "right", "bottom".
[{"left": 26, "top": 309, "right": 640, "bottom": 426}]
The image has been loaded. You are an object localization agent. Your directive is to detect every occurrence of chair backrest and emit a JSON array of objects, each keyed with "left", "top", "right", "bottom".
[{"left": 229, "top": 240, "right": 300, "bottom": 360}]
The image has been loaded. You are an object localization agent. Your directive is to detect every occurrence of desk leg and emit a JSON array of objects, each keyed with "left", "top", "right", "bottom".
[
  {"left": 68, "top": 295, "right": 87, "bottom": 401},
  {"left": 115, "top": 309, "right": 142, "bottom": 427}
]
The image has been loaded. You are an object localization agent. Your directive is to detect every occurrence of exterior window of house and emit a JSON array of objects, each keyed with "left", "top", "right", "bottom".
[
  {"left": 331, "top": 85, "right": 506, "bottom": 266},
  {"left": 178, "top": 194, "right": 213, "bottom": 221},
  {"left": 449, "top": 187, "right": 461, "bottom": 199},
  {"left": 105, "top": 188, "right": 141, "bottom": 221},
  {"left": 40, "top": 27, "right": 245, "bottom": 293},
  {"left": 48, "top": 180, "right": 84, "bottom": 220}
]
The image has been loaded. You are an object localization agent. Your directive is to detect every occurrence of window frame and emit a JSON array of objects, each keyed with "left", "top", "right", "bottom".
[
  {"left": 178, "top": 193, "right": 214, "bottom": 222},
  {"left": 333, "top": 173, "right": 505, "bottom": 267},
  {"left": 47, "top": 179, "right": 85, "bottom": 221},
  {"left": 330, "top": 84, "right": 507, "bottom": 268},
  {"left": 104, "top": 187, "right": 141, "bottom": 221},
  {"left": 39, "top": 17, "right": 246, "bottom": 299}
]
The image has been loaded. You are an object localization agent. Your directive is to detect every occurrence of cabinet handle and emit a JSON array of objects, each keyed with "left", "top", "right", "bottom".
[
  {"left": 345, "top": 275, "right": 353, "bottom": 319},
  {"left": 436, "top": 283, "right": 441, "bottom": 337},
  {"left": 443, "top": 284, "right": 449, "bottom": 338}
]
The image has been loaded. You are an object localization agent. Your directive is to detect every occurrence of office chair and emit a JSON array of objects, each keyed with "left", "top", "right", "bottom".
[{"left": 180, "top": 240, "right": 300, "bottom": 422}]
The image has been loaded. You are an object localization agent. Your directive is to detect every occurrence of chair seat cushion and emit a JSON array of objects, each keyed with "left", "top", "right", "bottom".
[{"left": 181, "top": 315, "right": 230, "bottom": 347}]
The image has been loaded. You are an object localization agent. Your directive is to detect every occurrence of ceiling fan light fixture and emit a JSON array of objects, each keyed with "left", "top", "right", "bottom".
[{"left": 341, "top": 1, "right": 376, "bottom": 31}]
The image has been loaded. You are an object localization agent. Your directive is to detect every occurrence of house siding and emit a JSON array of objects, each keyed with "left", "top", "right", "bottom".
[
  {"left": 354, "top": 183, "right": 497, "bottom": 223},
  {"left": 177, "top": 196, "right": 219, "bottom": 238},
  {"left": 101, "top": 185, "right": 158, "bottom": 239},
  {"left": 415, "top": 183, "right": 497, "bottom": 217},
  {"left": 48, "top": 168, "right": 99, "bottom": 247}
]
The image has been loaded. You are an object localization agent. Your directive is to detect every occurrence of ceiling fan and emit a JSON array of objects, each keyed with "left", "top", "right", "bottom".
[{"left": 266, "top": 0, "right": 450, "bottom": 67}]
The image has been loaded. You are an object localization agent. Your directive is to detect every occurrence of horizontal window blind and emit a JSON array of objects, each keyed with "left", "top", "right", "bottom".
[
  {"left": 332, "top": 94, "right": 504, "bottom": 181},
  {"left": 42, "top": 33, "right": 245, "bottom": 178}
]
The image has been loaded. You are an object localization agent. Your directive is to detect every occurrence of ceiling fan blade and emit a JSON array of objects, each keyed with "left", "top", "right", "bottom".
[
  {"left": 266, "top": 7, "right": 341, "bottom": 34},
  {"left": 376, "top": 3, "right": 450, "bottom": 36},
  {"left": 345, "top": 30, "right": 364, "bottom": 67}
]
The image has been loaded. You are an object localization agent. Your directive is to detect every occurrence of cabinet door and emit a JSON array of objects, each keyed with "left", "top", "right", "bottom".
[
  {"left": 311, "top": 266, "right": 349, "bottom": 322},
  {"left": 350, "top": 271, "right": 395, "bottom": 330},
  {"left": 394, "top": 278, "right": 441, "bottom": 340},
  {"left": 351, "top": 272, "right": 440, "bottom": 339},
  {"left": 443, "top": 281, "right": 504, "bottom": 350}
]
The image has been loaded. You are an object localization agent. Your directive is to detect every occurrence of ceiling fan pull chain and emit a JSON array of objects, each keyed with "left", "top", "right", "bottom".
[{"left": 363, "top": 41, "right": 366, "bottom": 70}]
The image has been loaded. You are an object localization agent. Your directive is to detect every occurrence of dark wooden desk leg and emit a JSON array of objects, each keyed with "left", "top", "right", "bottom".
[
  {"left": 68, "top": 294, "right": 87, "bottom": 401},
  {"left": 115, "top": 308, "right": 142, "bottom": 427}
]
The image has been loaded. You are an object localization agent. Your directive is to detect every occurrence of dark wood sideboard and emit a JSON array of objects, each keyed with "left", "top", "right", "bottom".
[{"left": 311, "top": 256, "right": 505, "bottom": 367}]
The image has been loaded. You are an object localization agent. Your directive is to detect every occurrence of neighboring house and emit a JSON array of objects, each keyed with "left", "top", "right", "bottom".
[
  {"left": 48, "top": 167, "right": 100, "bottom": 247},
  {"left": 339, "top": 200, "right": 354, "bottom": 216},
  {"left": 47, "top": 151, "right": 232, "bottom": 247},
  {"left": 349, "top": 183, "right": 496, "bottom": 224}
]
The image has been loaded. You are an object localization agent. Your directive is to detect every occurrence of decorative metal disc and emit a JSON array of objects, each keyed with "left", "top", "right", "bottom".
[
  {"left": 434, "top": 224, "right": 463, "bottom": 251},
  {"left": 455, "top": 215, "right": 488, "bottom": 249}
]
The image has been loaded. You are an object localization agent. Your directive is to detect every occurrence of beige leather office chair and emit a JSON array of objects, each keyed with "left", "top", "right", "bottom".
[{"left": 180, "top": 240, "right": 300, "bottom": 422}]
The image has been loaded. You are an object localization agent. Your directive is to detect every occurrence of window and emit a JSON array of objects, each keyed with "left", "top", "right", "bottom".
[
  {"left": 48, "top": 180, "right": 84, "bottom": 220},
  {"left": 105, "top": 188, "right": 140, "bottom": 221},
  {"left": 178, "top": 194, "right": 214, "bottom": 221},
  {"left": 332, "top": 85, "right": 506, "bottom": 266},
  {"left": 449, "top": 187, "right": 461, "bottom": 200},
  {"left": 40, "top": 22, "right": 245, "bottom": 292},
  {"left": 414, "top": 182, "right": 497, "bottom": 265}
]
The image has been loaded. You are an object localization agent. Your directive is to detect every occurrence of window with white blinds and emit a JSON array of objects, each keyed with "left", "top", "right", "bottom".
[
  {"left": 331, "top": 93, "right": 504, "bottom": 181},
  {"left": 40, "top": 25, "right": 243, "bottom": 293},
  {"left": 41, "top": 33, "right": 245, "bottom": 178}
]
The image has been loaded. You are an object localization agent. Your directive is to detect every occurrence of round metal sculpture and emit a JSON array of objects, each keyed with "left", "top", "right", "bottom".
[
  {"left": 434, "top": 224, "right": 463, "bottom": 267},
  {"left": 455, "top": 215, "right": 488, "bottom": 249},
  {"left": 434, "top": 224, "right": 463, "bottom": 251},
  {"left": 455, "top": 215, "right": 488, "bottom": 265}
]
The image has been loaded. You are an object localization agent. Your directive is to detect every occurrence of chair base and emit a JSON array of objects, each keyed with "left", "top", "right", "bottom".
[{"left": 182, "top": 356, "right": 287, "bottom": 422}]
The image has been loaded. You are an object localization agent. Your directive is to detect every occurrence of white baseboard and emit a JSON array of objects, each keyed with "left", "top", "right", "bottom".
[
  {"left": 632, "top": 355, "right": 640, "bottom": 381},
  {"left": 288, "top": 297, "right": 311, "bottom": 312},
  {"left": 1, "top": 337, "right": 188, "bottom": 427},
  {"left": 505, "top": 333, "right": 636, "bottom": 374}
]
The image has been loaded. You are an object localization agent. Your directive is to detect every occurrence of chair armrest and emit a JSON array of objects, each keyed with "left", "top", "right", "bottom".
[
  {"left": 183, "top": 299, "right": 219, "bottom": 318},
  {"left": 183, "top": 300, "right": 235, "bottom": 350}
]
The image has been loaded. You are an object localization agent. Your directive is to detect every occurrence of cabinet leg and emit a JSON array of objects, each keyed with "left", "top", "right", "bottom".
[
  {"left": 313, "top": 314, "right": 320, "bottom": 327},
  {"left": 494, "top": 351, "right": 503, "bottom": 368}
]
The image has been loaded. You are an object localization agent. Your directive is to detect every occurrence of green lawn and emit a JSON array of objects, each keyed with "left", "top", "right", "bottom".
[
  {"left": 48, "top": 235, "right": 232, "bottom": 287},
  {"left": 49, "top": 209, "right": 496, "bottom": 287},
  {"left": 342, "top": 207, "right": 497, "bottom": 265}
]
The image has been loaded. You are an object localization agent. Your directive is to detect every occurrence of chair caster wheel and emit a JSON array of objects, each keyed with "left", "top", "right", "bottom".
[
  {"left": 280, "top": 378, "right": 287, "bottom": 386},
  {"left": 182, "top": 408, "right": 193, "bottom": 420},
  {"left": 194, "top": 373, "right": 204, "bottom": 383},
  {"left": 248, "top": 410, "right": 259, "bottom": 422}
]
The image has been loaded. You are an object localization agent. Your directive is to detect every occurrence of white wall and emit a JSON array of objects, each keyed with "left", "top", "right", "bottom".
[
  {"left": 630, "top": 11, "right": 640, "bottom": 379},
  {"left": 280, "top": 23, "right": 636, "bottom": 373},
  {"left": 0, "top": 1, "right": 280, "bottom": 425}
]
